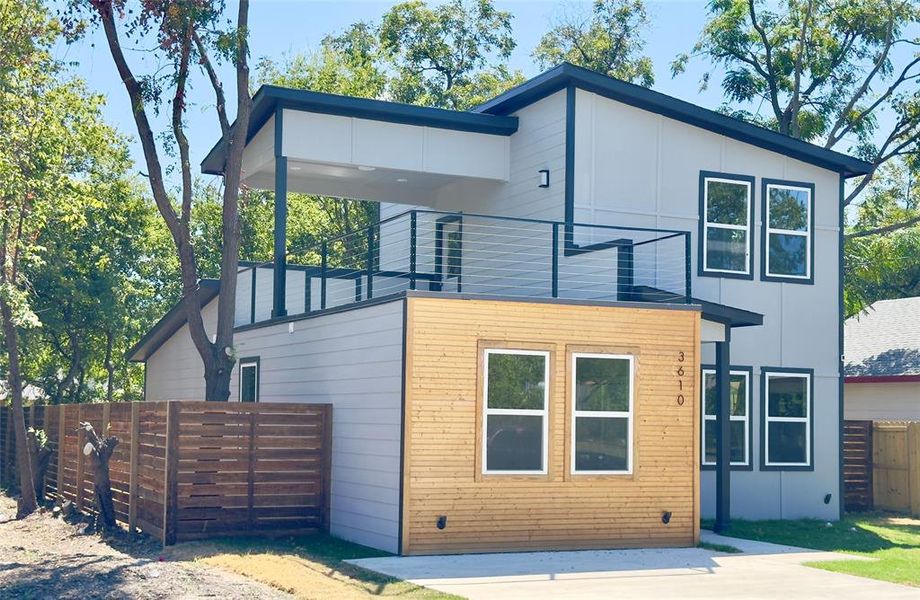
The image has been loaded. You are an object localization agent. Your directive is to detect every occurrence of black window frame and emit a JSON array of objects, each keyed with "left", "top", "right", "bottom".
[
  {"left": 698, "top": 171, "right": 756, "bottom": 280},
  {"left": 760, "top": 178, "right": 815, "bottom": 284},
  {"left": 760, "top": 367, "right": 815, "bottom": 471}
]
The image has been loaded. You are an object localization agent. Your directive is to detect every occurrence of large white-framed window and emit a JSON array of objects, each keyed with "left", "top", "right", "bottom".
[
  {"left": 482, "top": 348, "right": 550, "bottom": 475},
  {"left": 763, "top": 370, "right": 812, "bottom": 468},
  {"left": 571, "top": 353, "right": 634, "bottom": 474},
  {"left": 239, "top": 358, "right": 259, "bottom": 403},
  {"left": 763, "top": 181, "right": 813, "bottom": 281},
  {"left": 701, "top": 368, "right": 750, "bottom": 467},
  {"left": 700, "top": 173, "right": 754, "bottom": 277}
]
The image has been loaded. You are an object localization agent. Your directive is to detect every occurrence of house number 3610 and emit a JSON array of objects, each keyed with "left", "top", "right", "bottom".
[{"left": 676, "top": 351, "right": 686, "bottom": 405}]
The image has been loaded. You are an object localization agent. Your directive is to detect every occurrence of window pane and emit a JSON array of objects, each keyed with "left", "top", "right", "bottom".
[
  {"left": 575, "top": 416, "right": 628, "bottom": 471},
  {"left": 486, "top": 414, "right": 543, "bottom": 471},
  {"left": 706, "top": 180, "right": 749, "bottom": 226},
  {"left": 241, "top": 365, "right": 257, "bottom": 403},
  {"left": 769, "top": 187, "right": 809, "bottom": 231},
  {"left": 769, "top": 421, "right": 807, "bottom": 464},
  {"left": 768, "top": 233, "right": 807, "bottom": 276},
  {"left": 768, "top": 376, "right": 808, "bottom": 417},
  {"left": 487, "top": 353, "right": 545, "bottom": 410},
  {"left": 730, "top": 420, "right": 746, "bottom": 463},
  {"left": 706, "top": 228, "right": 747, "bottom": 272},
  {"left": 575, "top": 356, "right": 630, "bottom": 412},
  {"left": 704, "top": 420, "right": 716, "bottom": 464},
  {"left": 704, "top": 373, "right": 746, "bottom": 416}
]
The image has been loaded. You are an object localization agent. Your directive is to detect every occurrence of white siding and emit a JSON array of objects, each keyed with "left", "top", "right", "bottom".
[
  {"left": 145, "top": 299, "right": 406, "bottom": 553},
  {"left": 845, "top": 382, "right": 920, "bottom": 421},
  {"left": 574, "top": 89, "right": 842, "bottom": 521}
]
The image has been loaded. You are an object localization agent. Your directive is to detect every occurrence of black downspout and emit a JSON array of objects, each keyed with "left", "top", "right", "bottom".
[{"left": 714, "top": 329, "right": 732, "bottom": 533}]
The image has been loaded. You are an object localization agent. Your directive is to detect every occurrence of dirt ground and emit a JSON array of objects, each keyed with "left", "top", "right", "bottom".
[{"left": 0, "top": 494, "right": 293, "bottom": 600}]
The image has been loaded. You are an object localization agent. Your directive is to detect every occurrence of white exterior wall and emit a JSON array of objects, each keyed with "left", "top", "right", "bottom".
[
  {"left": 573, "top": 89, "right": 842, "bottom": 520},
  {"left": 845, "top": 382, "right": 920, "bottom": 421},
  {"left": 144, "top": 299, "right": 406, "bottom": 553}
]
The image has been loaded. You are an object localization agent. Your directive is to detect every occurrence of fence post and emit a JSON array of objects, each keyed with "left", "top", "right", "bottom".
[
  {"left": 75, "top": 404, "right": 85, "bottom": 512},
  {"left": 57, "top": 406, "right": 65, "bottom": 502},
  {"left": 163, "top": 401, "right": 179, "bottom": 546},
  {"left": 909, "top": 423, "right": 920, "bottom": 517},
  {"left": 551, "top": 223, "right": 559, "bottom": 298},
  {"left": 409, "top": 211, "right": 417, "bottom": 291},
  {"left": 248, "top": 408, "right": 256, "bottom": 531},
  {"left": 366, "top": 225, "right": 375, "bottom": 300},
  {"left": 128, "top": 402, "right": 139, "bottom": 534},
  {"left": 321, "top": 404, "right": 333, "bottom": 532}
]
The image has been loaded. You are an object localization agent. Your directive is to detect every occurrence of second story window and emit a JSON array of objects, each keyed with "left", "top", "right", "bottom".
[
  {"left": 763, "top": 180, "right": 814, "bottom": 282},
  {"left": 700, "top": 172, "right": 754, "bottom": 278}
]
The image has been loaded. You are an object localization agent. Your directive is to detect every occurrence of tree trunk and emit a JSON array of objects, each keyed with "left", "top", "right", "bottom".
[
  {"left": 0, "top": 299, "right": 37, "bottom": 517},
  {"left": 204, "top": 348, "right": 234, "bottom": 402},
  {"left": 80, "top": 421, "right": 118, "bottom": 531},
  {"left": 26, "top": 429, "right": 51, "bottom": 503}
]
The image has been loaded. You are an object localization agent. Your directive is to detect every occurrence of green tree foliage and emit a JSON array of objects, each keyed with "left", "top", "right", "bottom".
[{"left": 533, "top": 0, "right": 654, "bottom": 86}]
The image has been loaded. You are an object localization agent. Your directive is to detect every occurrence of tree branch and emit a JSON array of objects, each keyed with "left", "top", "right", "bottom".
[{"left": 193, "top": 31, "right": 230, "bottom": 136}]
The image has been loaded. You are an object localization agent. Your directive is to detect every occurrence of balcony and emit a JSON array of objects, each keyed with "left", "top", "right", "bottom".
[{"left": 237, "top": 210, "right": 692, "bottom": 325}]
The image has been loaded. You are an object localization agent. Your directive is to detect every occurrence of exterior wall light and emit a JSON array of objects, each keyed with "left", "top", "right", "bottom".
[{"left": 538, "top": 169, "right": 550, "bottom": 188}]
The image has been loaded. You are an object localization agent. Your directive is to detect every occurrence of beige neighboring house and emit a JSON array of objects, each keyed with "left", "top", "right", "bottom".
[{"left": 844, "top": 297, "right": 920, "bottom": 421}]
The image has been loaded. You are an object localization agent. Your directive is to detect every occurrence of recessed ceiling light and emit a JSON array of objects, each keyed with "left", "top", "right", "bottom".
[
  {"left": 290, "top": 166, "right": 302, "bottom": 171},
  {"left": 396, "top": 178, "right": 408, "bottom": 183},
  {"left": 357, "top": 165, "right": 376, "bottom": 172}
]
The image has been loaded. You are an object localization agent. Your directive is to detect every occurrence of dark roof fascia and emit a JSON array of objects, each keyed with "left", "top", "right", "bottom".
[
  {"left": 629, "top": 285, "right": 763, "bottom": 328},
  {"left": 126, "top": 280, "right": 220, "bottom": 362},
  {"left": 201, "top": 85, "right": 519, "bottom": 175},
  {"left": 475, "top": 63, "right": 873, "bottom": 178}
]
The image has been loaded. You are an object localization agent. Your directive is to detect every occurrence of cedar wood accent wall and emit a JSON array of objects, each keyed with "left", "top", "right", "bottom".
[{"left": 402, "top": 296, "right": 701, "bottom": 555}]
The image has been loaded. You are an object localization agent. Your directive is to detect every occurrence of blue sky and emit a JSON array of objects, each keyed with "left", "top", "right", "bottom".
[{"left": 55, "top": 0, "right": 722, "bottom": 179}]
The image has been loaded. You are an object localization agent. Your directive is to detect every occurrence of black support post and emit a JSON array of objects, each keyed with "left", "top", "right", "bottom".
[
  {"left": 551, "top": 223, "right": 559, "bottom": 298},
  {"left": 617, "top": 243, "right": 634, "bottom": 302},
  {"left": 714, "top": 329, "right": 732, "bottom": 533},
  {"left": 272, "top": 132, "right": 288, "bottom": 318},
  {"left": 320, "top": 241, "right": 328, "bottom": 310},
  {"left": 366, "top": 225, "right": 375, "bottom": 300},
  {"left": 409, "top": 211, "right": 417, "bottom": 291}
]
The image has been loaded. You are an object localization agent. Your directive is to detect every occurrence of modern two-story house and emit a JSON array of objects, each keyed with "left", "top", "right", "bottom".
[{"left": 129, "top": 63, "right": 872, "bottom": 555}]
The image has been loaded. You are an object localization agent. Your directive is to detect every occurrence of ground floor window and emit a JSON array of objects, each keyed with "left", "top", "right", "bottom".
[
  {"left": 482, "top": 349, "right": 549, "bottom": 474},
  {"left": 239, "top": 358, "right": 260, "bottom": 403},
  {"left": 763, "top": 369, "right": 812, "bottom": 468},
  {"left": 571, "top": 353, "right": 633, "bottom": 474},
  {"left": 701, "top": 368, "right": 750, "bottom": 467}
]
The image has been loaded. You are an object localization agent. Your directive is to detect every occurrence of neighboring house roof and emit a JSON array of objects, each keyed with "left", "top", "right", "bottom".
[
  {"left": 126, "top": 279, "right": 220, "bottom": 362},
  {"left": 845, "top": 297, "right": 920, "bottom": 378},
  {"left": 201, "top": 62, "right": 873, "bottom": 179},
  {"left": 476, "top": 63, "right": 872, "bottom": 178}
]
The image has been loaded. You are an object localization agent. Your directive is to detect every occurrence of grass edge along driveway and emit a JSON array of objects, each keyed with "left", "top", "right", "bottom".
[
  {"left": 703, "top": 514, "right": 920, "bottom": 588},
  {"left": 166, "top": 534, "right": 462, "bottom": 600}
]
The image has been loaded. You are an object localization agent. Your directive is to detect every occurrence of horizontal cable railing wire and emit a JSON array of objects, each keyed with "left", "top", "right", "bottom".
[{"left": 235, "top": 209, "right": 692, "bottom": 324}]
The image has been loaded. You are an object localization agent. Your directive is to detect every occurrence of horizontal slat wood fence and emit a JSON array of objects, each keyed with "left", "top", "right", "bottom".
[
  {"left": 843, "top": 420, "right": 873, "bottom": 511},
  {"left": 0, "top": 401, "right": 332, "bottom": 545},
  {"left": 873, "top": 421, "right": 920, "bottom": 517}
]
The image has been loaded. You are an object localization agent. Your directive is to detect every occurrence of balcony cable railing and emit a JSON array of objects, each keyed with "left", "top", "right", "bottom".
[{"left": 237, "top": 209, "right": 693, "bottom": 324}]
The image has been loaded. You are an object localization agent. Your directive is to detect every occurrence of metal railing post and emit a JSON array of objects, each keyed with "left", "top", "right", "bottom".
[
  {"left": 320, "top": 241, "right": 328, "bottom": 310},
  {"left": 685, "top": 232, "right": 692, "bottom": 303},
  {"left": 551, "top": 223, "right": 559, "bottom": 298},
  {"left": 366, "top": 225, "right": 375, "bottom": 300},
  {"left": 617, "top": 242, "right": 634, "bottom": 302},
  {"left": 409, "top": 211, "right": 417, "bottom": 291}
]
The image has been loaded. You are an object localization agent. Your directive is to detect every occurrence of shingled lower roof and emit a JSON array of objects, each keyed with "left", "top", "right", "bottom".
[{"left": 844, "top": 297, "right": 920, "bottom": 377}]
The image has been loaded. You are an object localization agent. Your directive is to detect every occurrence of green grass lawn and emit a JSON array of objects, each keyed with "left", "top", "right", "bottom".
[
  {"left": 166, "top": 533, "right": 461, "bottom": 600},
  {"left": 703, "top": 514, "right": 920, "bottom": 587}
]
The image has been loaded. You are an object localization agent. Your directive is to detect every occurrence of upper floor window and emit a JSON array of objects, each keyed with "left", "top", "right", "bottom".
[
  {"left": 482, "top": 349, "right": 549, "bottom": 474},
  {"left": 763, "top": 369, "right": 812, "bottom": 469},
  {"left": 701, "top": 368, "right": 750, "bottom": 468},
  {"left": 571, "top": 353, "right": 634, "bottom": 474},
  {"left": 763, "top": 180, "right": 814, "bottom": 282},
  {"left": 699, "top": 172, "right": 754, "bottom": 278},
  {"left": 239, "top": 358, "right": 259, "bottom": 403}
]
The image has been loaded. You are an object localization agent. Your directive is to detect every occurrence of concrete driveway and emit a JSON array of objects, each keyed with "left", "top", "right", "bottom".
[{"left": 348, "top": 533, "right": 919, "bottom": 599}]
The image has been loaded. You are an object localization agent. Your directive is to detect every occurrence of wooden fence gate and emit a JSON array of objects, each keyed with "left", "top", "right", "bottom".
[
  {"left": 0, "top": 401, "right": 332, "bottom": 545},
  {"left": 843, "top": 420, "right": 873, "bottom": 511},
  {"left": 873, "top": 421, "right": 920, "bottom": 516}
]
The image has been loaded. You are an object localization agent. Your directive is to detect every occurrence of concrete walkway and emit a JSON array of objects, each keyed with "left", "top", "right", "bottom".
[{"left": 348, "top": 532, "right": 919, "bottom": 599}]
